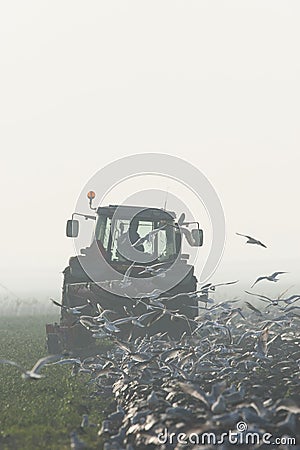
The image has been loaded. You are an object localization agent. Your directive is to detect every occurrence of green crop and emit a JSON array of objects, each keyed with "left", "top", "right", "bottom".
[{"left": 0, "top": 315, "right": 108, "bottom": 449}]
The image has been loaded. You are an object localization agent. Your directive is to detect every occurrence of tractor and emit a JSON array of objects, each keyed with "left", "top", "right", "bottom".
[{"left": 46, "top": 192, "right": 203, "bottom": 353}]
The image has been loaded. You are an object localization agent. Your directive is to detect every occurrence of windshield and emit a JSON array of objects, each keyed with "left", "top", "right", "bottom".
[{"left": 95, "top": 215, "right": 177, "bottom": 263}]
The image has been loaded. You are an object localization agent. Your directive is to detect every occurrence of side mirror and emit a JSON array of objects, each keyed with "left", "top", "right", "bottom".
[
  {"left": 66, "top": 219, "right": 79, "bottom": 238},
  {"left": 191, "top": 228, "right": 203, "bottom": 247}
]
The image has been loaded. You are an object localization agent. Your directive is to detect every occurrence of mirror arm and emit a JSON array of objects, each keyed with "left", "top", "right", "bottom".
[{"left": 72, "top": 212, "right": 96, "bottom": 221}]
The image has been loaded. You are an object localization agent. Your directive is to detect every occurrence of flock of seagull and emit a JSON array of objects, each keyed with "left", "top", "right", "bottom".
[{"left": 1, "top": 231, "right": 300, "bottom": 449}]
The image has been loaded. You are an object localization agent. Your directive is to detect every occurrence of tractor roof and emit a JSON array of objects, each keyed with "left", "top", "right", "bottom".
[{"left": 96, "top": 205, "right": 176, "bottom": 221}]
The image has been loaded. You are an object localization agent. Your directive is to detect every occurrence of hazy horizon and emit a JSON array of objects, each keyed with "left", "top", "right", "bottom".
[{"left": 1, "top": 1, "right": 299, "bottom": 305}]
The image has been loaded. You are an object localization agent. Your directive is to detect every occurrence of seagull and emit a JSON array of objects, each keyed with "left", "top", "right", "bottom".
[
  {"left": 0, "top": 354, "right": 60, "bottom": 380},
  {"left": 237, "top": 329, "right": 265, "bottom": 345},
  {"left": 138, "top": 266, "right": 155, "bottom": 275},
  {"left": 132, "top": 310, "right": 161, "bottom": 328},
  {"left": 251, "top": 272, "right": 287, "bottom": 288},
  {"left": 80, "top": 414, "right": 89, "bottom": 429},
  {"left": 235, "top": 233, "right": 267, "bottom": 248},
  {"left": 99, "top": 315, "right": 140, "bottom": 333},
  {"left": 135, "top": 289, "right": 163, "bottom": 305},
  {"left": 236, "top": 232, "right": 267, "bottom": 248},
  {"left": 245, "top": 290, "right": 280, "bottom": 307},
  {"left": 177, "top": 212, "right": 186, "bottom": 226},
  {"left": 199, "top": 280, "right": 239, "bottom": 293},
  {"left": 138, "top": 266, "right": 166, "bottom": 278},
  {"left": 50, "top": 298, "right": 89, "bottom": 315},
  {"left": 133, "top": 224, "right": 167, "bottom": 248}
]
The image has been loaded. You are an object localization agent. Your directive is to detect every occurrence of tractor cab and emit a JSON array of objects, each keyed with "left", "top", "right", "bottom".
[
  {"left": 66, "top": 195, "right": 203, "bottom": 281},
  {"left": 94, "top": 205, "right": 179, "bottom": 266}
]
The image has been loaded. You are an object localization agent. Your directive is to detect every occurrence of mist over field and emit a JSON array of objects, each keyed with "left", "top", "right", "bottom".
[
  {"left": 1, "top": 3, "right": 300, "bottom": 449},
  {"left": 0, "top": 1, "right": 299, "bottom": 307}
]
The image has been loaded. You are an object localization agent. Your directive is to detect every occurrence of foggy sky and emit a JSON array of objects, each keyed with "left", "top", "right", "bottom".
[{"left": 0, "top": 1, "right": 299, "bottom": 302}]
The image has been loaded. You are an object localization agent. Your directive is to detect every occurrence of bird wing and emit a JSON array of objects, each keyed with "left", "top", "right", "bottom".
[
  {"left": 236, "top": 308, "right": 246, "bottom": 320},
  {"left": 113, "top": 339, "right": 132, "bottom": 353},
  {"left": 104, "top": 322, "right": 119, "bottom": 332},
  {"left": 245, "top": 301, "right": 262, "bottom": 315},
  {"left": 199, "top": 283, "right": 213, "bottom": 294},
  {"left": 277, "top": 286, "right": 293, "bottom": 300},
  {"left": 112, "top": 317, "right": 134, "bottom": 325},
  {"left": 258, "top": 241, "right": 267, "bottom": 248},
  {"left": 0, "top": 359, "right": 26, "bottom": 373},
  {"left": 48, "top": 358, "right": 81, "bottom": 366},
  {"left": 284, "top": 295, "right": 300, "bottom": 302},
  {"left": 177, "top": 213, "right": 186, "bottom": 226},
  {"left": 146, "top": 310, "right": 165, "bottom": 327},
  {"left": 251, "top": 277, "right": 266, "bottom": 288},
  {"left": 138, "top": 263, "right": 163, "bottom": 275},
  {"left": 212, "top": 280, "right": 239, "bottom": 288},
  {"left": 177, "top": 382, "right": 209, "bottom": 407},
  {"left": 123, "top": 262, "right": 135, "bottom": 281},
  {"left": 134, "top": 224, "right": 167, "bottom": 246},
  {"left": 245, "top": 290, "right": 273, "bottom": 302},
  {"left": 236, "top": 232, "right": 252, "bottom": 239},
  {"left": 31, "top": 354, "right": 62, "bottom": 374},
  {"left": 283, "top": 305, "right": 300, "bottom": 312},
  {"left": 237, "top": 330, "right": 254, "bottom": 345},
  {"left": 51, "top": 298, "right": 64, "bottom": 308},
  {"left": 138, "top": 310, "right": 158, "bottom": 322},
  {"left": 72, "top": 304, "right": 89, "bottom": 311},
  {"left": 96, "top": 303, "right": 104, "bottom": 313},
  {"left": 137, "top": 267, "right": 149, "bottom": 275},
  {"left": 271, "top": 271, "right": 287, "bottom": 278},
  {"left": 123, "top": 293, "right": 136, "bottom": 304}
]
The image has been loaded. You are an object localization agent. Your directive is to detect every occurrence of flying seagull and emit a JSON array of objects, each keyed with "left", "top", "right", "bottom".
[
  {"left": 0, "top": 354, "right": 60, "bottom": 380},
  {"left": 202, "top": 280, "right": 239, "bottom": 292},
  {"left": 236, "top": 233, "right": 267, "bottom": 248},
  {"left": 133, "top": 224, "right": 167, "bottom": 248},
  {"left": 251, "top": 271, "right": 287, "bottom": 288},
  {"left": 50, "top": 298, "right": 89, "bottom": 315}
]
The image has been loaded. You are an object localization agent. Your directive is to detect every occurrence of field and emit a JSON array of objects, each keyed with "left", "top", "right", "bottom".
[
  {"left": 0, "top": 305, "right": 299, "bottom": 450},
  {"left": 0, "top": 315, "right": 108, "bottom": 450}
]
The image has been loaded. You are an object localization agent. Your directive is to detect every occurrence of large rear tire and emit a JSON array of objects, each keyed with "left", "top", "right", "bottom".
[{"left": 60, "top": 267, "right": 95, "bottom": 350}]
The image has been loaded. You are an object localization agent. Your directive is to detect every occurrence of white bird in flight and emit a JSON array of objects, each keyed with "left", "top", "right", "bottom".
[
  {"left": 251, "top": 271, "right": 287, "bottom": 288},
  {"left": 0, "top": 354, "right": 60, "bottom": 380},
  {"left": 51, "top": 298, "right": 89, "bottom": 315},
  {"left": 133, "top": 224, "right": 167, "bottom": 248},
  {"left": 236, "top": 233, "right": 267, "bottom": 248},
  {"left": 138, "top": 265, "right": 166, "bottom": 278}
]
